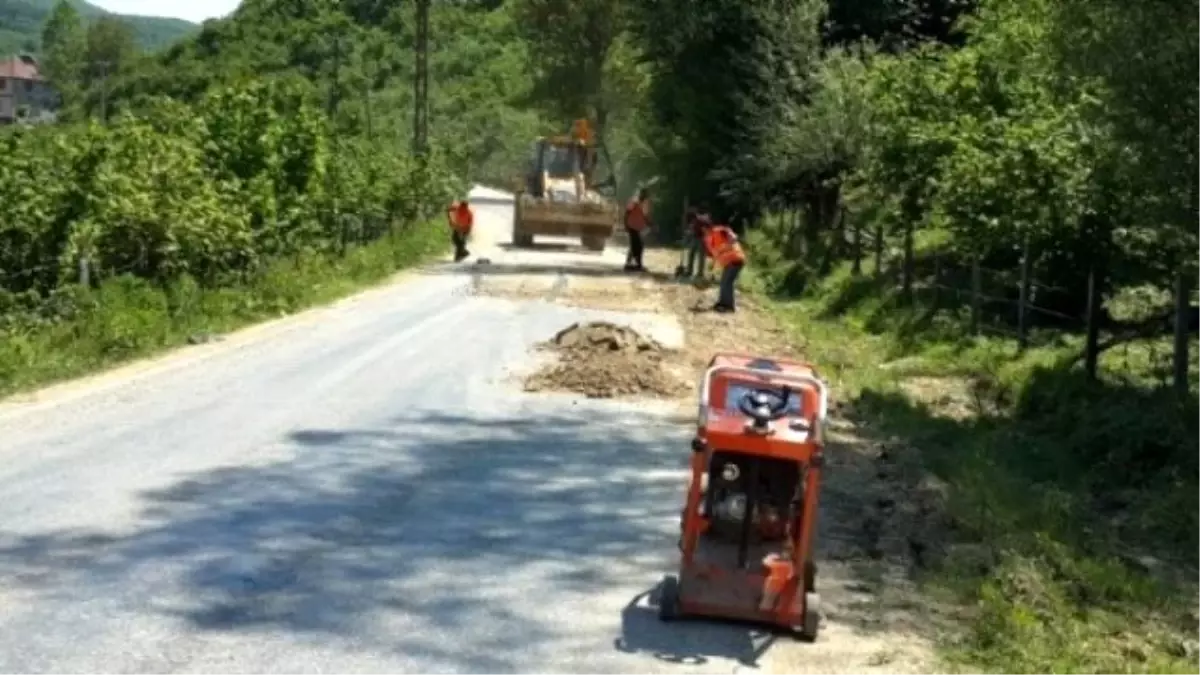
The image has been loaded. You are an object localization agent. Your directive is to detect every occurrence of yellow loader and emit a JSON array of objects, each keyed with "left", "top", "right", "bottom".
[{"left": 512, "top": 119, "right": 619, "bottom": 252}]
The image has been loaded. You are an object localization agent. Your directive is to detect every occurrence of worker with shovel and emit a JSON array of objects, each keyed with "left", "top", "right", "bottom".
[
  {"left": 697, "top": 215, "right": 746, "bottom": 313},
  {"left": 624, "top": 188, "right": 652, "bottom": 272},
  {"left": 447, "top": 199, "right": 474, "bottom": 262}
]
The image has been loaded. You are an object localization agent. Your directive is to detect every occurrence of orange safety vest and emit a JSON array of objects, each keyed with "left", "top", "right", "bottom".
[
  {"left": 448, "top": 202, "right": 474, "bottom": 234},
  {"left": 624, "top": 198, "right": 649, "bottom": 231},
  {"left": 704, "top": 225, "right": 745, "bottom": 267}
]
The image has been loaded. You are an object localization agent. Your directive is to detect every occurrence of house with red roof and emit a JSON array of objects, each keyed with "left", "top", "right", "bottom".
[{"left": 0, "top": 54, "right": 60, "bottom": 125}]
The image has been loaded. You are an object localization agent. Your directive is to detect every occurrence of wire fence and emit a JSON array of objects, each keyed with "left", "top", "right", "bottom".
[
  {"left": 760, "top": 206, "right": 1199, "bottom": 392},
  {"left": 886, "top": 246, "right": 1083, "bottom": 344}
]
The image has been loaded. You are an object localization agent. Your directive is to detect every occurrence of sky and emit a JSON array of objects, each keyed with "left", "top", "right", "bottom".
[{"left": 89, "top": 0, "right": 240, "bottom": 24}]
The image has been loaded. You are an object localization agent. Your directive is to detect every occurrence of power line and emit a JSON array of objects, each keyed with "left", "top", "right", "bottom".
[{"left": 412, "top": 0, "right": 429, "bottom": 156}]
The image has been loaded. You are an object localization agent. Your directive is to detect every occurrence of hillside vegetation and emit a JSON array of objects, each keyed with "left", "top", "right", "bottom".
[
  {"left": 0, "top": 0, "right": 194, "bottom": 54},
  {"left": 0, "top": 0, "right": 549, "bottom": 391}
]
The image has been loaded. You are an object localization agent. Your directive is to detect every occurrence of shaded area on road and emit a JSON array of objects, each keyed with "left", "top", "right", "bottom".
[
  {"left": 0, "top": 406, "right": 796, "bottom": 672},
  {"left": 616, "top": 588, "right": 779, "bottom": 668}
]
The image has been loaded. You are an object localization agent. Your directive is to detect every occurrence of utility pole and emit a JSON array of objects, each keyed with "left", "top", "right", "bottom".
[
  {"left": 328, "top": 34, "right": 345, "bottom": 252},
  {"left": 364, "top": 57, "right": 374, "bottom": 142},
  {"left": 327, "top": 33, "right": 342, "bottom": 118},
  {"left": 412, "top": 0, "right": 429, "bottom": 156},
  {"left": 96, "top": 59, "right": 112, "bottom": 123}
]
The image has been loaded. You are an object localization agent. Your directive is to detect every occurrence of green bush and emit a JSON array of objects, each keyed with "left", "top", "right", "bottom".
[
  {"left": 0, "top": 221, "right": 446, "bottom": 396},
  {"left": 0, "top": 77, "right": 460, "bottom": 395}
]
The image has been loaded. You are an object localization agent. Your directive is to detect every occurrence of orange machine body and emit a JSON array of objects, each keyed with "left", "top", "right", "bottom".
[{"left": 659, "top": 352, "right": 829, "bottom": 640}]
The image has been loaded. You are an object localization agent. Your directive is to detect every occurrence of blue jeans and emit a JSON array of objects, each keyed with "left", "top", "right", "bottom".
[
  {"left": 719, "top": 262, "right": 743, "bottom": 309},
  {"left": 686, "top": 240, "right": 706, "bottom": 277}
]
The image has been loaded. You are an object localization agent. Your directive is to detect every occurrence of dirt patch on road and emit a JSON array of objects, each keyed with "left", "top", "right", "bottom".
[
  {"left": 554, "top": 277, "right": 667, "bottom": 313},
  {"left": 523, "top": 321, "right": 689, "bottom": 399},
  {"left": 473, "top": 273, "right": 667, "bottom": 313}
]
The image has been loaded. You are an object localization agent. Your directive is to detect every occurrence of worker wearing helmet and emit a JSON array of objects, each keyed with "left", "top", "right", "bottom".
[
  {"left": 447, "top": 199, "right": 474, "bottom": 262},
  {"left": 624, "top": 188, "right": 652, "bottom": 272},
  {"left": 697, "top": 216, "right": 746, "bottom": 313}
]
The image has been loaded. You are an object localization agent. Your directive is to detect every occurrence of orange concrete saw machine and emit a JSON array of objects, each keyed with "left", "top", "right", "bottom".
[{"left": 658, "top": 353, "right": 830, "bottom": 641}]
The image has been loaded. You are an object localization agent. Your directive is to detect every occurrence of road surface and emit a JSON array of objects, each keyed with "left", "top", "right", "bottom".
[{"left": 0, "top": 187, "right": 780, "bottom": 673}]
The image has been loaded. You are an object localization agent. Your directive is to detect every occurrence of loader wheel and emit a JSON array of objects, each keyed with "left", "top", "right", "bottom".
[
  {"left": 658, "top": 575, "right": 681, "bottom": 621},
  {"left": 795, "top": 591, "right": 821, "bottom": 642}
]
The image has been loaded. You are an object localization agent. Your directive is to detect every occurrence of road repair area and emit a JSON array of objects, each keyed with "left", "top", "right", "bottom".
[{"left": 0, "top": 187, "right": 938, "bottom": 674}]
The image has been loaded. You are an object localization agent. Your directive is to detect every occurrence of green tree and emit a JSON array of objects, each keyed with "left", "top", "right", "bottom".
[
  {"left": 1044, "top": 0, "right": 1198, "bottom": 390},
  {"left": 82, "top": 16, "right": 138, "bottom": 119},
  {"left": 824, "top": 0, "right": 975, "bottom": 48},
  {"left": 511, "top": 0, "right": 626, "bottom": 135},
  {"left": 40, "top": 0, "right": 85, "bottom": 113},
  {"left": 629, "top": 0, "right": 827, "bottom": 224}
]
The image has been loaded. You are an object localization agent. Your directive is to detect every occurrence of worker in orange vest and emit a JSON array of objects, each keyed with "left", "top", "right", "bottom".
[
  {"left": 447, "top": 199, "right": 474, "bottom": 262},
  {"left": 623, "top": 188, "right": 652, "bottom": 271},
  {"left": 698, "top": 215, "right": 746, "bottom": 313}
]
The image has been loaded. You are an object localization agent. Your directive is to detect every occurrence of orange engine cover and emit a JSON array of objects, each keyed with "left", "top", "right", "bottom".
[{"left": 697, "top": 353, "right": 826, "bottom": 462}]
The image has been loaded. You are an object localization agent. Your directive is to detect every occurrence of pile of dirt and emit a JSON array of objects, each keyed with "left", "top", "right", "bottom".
[{"left": 523, "top": 321, "right": 687, "bottom": 399}]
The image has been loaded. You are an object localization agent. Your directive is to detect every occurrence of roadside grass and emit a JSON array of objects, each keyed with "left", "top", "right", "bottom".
[
  {"left": 0, "top": 222, "right": 449, "bottom": 398},
  {"left": 746, "top": 258, "right": 1199, "bottom": 674}
]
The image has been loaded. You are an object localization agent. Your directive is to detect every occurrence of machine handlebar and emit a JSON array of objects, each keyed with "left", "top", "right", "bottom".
[
  {"left": 699, "top": 365, "right": 829, "bottom": 425},
  {"left": 738, "top": 387, "right": 793, "bottom": 425}
]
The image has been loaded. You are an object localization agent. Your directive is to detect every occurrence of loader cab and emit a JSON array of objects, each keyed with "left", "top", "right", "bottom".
[
  {"left": 524, "top": 137, "right": 596, "bottom": 198},
  {"left": 541, "top": 140, "right": 584, "bottom": 177}
]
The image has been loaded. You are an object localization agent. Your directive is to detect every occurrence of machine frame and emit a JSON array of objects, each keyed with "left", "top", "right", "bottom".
[{"left": 659, "top": 352, "right": 830, "bottom": 641}]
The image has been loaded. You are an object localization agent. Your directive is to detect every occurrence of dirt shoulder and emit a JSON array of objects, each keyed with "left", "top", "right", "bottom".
[
  {"left": 740, "top": 250, "right": 1199, "bottom": 674},
  {"left": 475, "top": 247, "right": 947, "bottom": 674}
]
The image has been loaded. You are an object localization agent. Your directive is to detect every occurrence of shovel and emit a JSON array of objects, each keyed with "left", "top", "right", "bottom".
[{"left": 674, "top": 228, "right": 696, "bottom": 280}]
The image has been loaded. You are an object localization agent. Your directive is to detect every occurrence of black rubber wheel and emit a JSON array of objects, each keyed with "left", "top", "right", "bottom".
[
  {"left": 581, "top": 235, "right": 606, "bottom": 251},
  {"left": 658, "top": 575, "right": 681, "bottom": 621},
  {"left": 804, "top": 560, "right": 817, "bottom": 592},
  {"left": 795, "top": 591, "right": 821, "bottom": 642}
]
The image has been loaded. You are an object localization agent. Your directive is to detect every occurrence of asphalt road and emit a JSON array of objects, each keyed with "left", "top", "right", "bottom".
[{"left": 0, "top": 187, "right": 775, "bottom": 674}]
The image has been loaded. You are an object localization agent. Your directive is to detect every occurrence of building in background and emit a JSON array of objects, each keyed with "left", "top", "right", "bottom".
[{"left": 0, "top": 55, "right": 60, "bottom": 125}]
